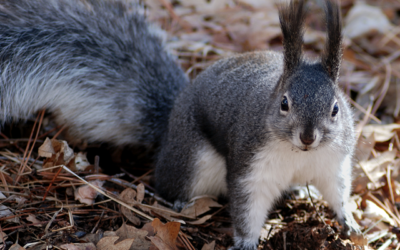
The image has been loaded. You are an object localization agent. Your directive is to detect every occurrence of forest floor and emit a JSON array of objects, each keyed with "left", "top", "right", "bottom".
[{"left": 2, "top": 0, "right": 400, "bottom": 249}]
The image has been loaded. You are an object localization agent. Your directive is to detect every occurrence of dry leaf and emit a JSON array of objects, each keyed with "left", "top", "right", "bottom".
[
  {"left": 150, "top": 218, "right": 180, "bottom": 250},
  {"left": 115, "top": 223, "right": 152, "bottom": 250},
  {"left": 121, "top": 208, "right": 141, "bottom": 226},
  {"left": 75, "top": 180, "right": 104, "bottom": 205},
  {"left": 0, "top": 204, "right": 18, "bottom": 223},
  {"left": 26, "top": 214, "right": 42, "bottom": 227},
  {"left": 356, "top": 133, "right": 375, "bottom": 162},
  {"left": 149, "top": 236, "right": 174, "bottom": 250},
  {"left": 201, "top": 241, "right": 215, "bottom": 250},
  {"left": 148, "top": 201, "right": 187, "bottom": 223},
  {"left": 349, "top": 233, "right": 368, "bottom": 248},
  {"left": 343, "top": 2, "right": 393, "bottom": 39},
  {"left": 186, "top": 214, "right": 213, "bottom": 225},
  {"left": 96, "top": 236, "right": 134, "bottom": 250},
  {"left": 59, "top": 243, "right": 96, "bottom": 250},
  {"left": 136, "top": 183, "right": 145, "bottom": 203},
  {"left": 0, "top": 232, "right": 7, "bottom": 244},
  {"left": 142, "top": 222, "right": 156, "bottom": 237},
  {"left": 119, "top": 188, "right": 141, "bottom": 225},
  {"left": 8, "top": 244, "right": 25, "bottom": 250},
  {"left": 80, "top": 233, "right": 103, "bottom": 245},
  {"left": 120, "top": 188, "right": 137, "bottom": 204},
  {"left": 359, "top": 150, "right": 396, "bottom": 186},
  {"left": 181, "top": 196, "right": 222, "bottom": 217},
  {"left": 38, "top": 137, "right": 55, "bottom": 158},
  {"left": 363, "top": 200, "right": 395, "bottom": 226},
  {"left": 39, "top": 138, "right": 76, "bottom": 171},
  {"left": 75, "top": 152, "right": 91, "bottom": 171},
  {"left": 362, "top": 124, "right": 400, "bottom": 142}
]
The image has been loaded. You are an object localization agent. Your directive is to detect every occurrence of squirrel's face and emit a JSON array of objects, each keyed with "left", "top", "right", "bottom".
[{"left": 273, "top": 64, "right": 343, "bottom": 152}]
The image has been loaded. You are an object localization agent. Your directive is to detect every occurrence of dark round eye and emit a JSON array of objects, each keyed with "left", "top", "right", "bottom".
[
  {"left": 332, "top": 103, "right": 339, "bottom": 117},
  {"left": 281, "top": 96, "right": 289, "bottom": 112}
]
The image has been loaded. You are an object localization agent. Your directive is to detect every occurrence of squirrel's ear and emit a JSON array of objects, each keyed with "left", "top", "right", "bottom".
[
  {"left": 322, "top": 0, "right": 342, "bottom": 83},
  {"left": 279, "top": 0, "right": 305, "bottom": 79}
]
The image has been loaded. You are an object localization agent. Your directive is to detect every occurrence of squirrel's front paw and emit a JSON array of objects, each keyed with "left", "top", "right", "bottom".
[
  {"left": 228, "top": 239, "right": 257, "bottom": 250},
  {"left": 338, "top": 213, "right": 361, "bottom": 235}
]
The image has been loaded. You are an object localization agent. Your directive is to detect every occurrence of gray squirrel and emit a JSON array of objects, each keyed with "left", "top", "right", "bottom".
[
  {"left": 0, "top": 0, "right": 360, "bottom": 249},
  {"left": 155, "top": 0, "right": 360, "bottom": 249}
]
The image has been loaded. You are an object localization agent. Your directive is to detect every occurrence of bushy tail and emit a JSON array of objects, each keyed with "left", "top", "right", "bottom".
[{"left": 0, "top": 0, "right": 188, "bottom": 147}]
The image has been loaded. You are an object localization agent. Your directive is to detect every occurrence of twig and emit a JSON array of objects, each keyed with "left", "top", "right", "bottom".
[
  {"left": 306, "top": 183, "right": 326, "bottom": 225},
  {"left": 62, "top": 165, "right": 154, "bottom": 221},
  {"left": 91, "top": 210, "right": 105, "bottom": 234},
  {"left": 16, "top": 110, "right": 45, "bottom": 183}
]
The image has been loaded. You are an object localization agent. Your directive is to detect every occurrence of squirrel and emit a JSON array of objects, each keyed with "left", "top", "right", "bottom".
[
  {"left": 0, "top": 0, "right": 360, "bottom": 249},
  {"left": 155, "top": 0, "right": 360, "bottom": 249}
]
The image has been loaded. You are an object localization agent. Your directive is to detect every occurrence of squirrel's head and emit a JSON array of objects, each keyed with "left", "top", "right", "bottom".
[{"left": 273, "top": 0, "right": 347, "bottom": 152}]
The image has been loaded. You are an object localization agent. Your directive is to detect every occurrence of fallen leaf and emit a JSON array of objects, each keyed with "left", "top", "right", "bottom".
[
  {"left": 136, "top": 183, "right": 145, "bottom": 203},
  {"left": 26, "top": 214, "right": 42, "bottom": 227},
  {"left": 362, "top": 124, "right": 400, "bottom": 142},
  {"left": 75, "top": 180, "right": 105, "bottom": 205},
  {"left": 343, "top": 2, "right": 393, "bottom": 39},
  {"left": 150, "top": 218, "right": 180, "bottom": 250},
  {"left": 359, "top": 150, "right": 396, "bottom": 185},
  {"left": 120, "top": 188, "right": 137, "bottom": 204},
  {"left": 181, "top": 196, "right": 222, "bottom": 217},
  {"left": 38, "top": 137, "right": 55, "bottom": 158},
  {"left": 0, "top": 204, "right": 18, "bottom": 223},
  {"left": 186, "top": 215, "right": 213, "bottom": 225},
  {"left": 149, "top": 236, "right": 174, "bottom": 250},
  {"left": 201, "top": 241, "right": 215, "bottom": 250},
  {"left": 356, "top": 133, "right": 375, "bottom": 162},
  {"left": 96, "top": 236, "right": 134, "bottom": 250},
  {"left": 59, "top": 243, "right": 96, "bottom": 250},
  {"left": 119, "top": 188, "right": 140, "bottom": 225},
  {"left": 148, "top": 202, "right": 187, "bottom": 223},
  {"left": 142, "top": 222, "right": 156, "bottom": 237},
  {"left": 8, "top": 244, "right": 25, "bottom": 250},
  {"left": 39, "top": 138, "right": 76, "bottom": 171},
  {"left": 363, "top": 200, "right": 395, "bottom": 226},
  {"left": 80, "top": 233, "right": 103, "bottom": 245},
  {"left": 115, "top": 223, "right": 152, "bottom": 250},
  {"left": 75, "top": 152, "right": 91, "bottom": 171},
  {"left": 0, "top": 232, "right": 7, "bottom": 243}
]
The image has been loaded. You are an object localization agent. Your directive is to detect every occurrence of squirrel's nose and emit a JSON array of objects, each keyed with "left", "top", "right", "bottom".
[{"left": 300, "top": 133, "right": 315, "bottom": 145}]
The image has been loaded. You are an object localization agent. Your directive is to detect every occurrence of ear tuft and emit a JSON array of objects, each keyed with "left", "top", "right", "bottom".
[
  {"left": 322, "top": 0, "right": 342, "bottom": 82},
  {"left": 279, "top": 0, "right": 306, "bottom": 78}
]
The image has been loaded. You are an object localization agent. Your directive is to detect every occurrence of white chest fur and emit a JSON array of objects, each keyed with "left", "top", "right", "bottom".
[
  {"left": 247, "top": 141, "right": 346, "bottom": 187},
  {"left": 239, "top": 141, "right": 351, "bottom": 243}
]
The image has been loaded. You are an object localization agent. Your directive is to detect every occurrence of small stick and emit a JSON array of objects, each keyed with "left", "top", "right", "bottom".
[
  {"left": 306, "top": 183, "right": 326, "bottom": 225},
  {"left": 91, "top": 210, "right": 105, "bottom": 234}
]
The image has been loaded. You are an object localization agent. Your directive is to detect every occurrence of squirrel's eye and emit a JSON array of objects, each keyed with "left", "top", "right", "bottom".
[
  {"left": 281, "top": 96, "right": 289, "bottom": 112},
  {"left": 332, "top": 103, "right": 339, "bottom": 117}
]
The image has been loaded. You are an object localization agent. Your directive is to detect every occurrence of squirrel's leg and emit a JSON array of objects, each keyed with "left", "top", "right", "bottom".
[
  {"left": 228, "top": 165, "right": 283, "bottom": 250},
  {"left": 314, "top": 155, "right": 360, "bottom": 234}
]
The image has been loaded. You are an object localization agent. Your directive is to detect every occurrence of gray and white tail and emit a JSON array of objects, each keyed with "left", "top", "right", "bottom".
[{"left": 0, "top": 0, "right": 188, "bottom": 147}]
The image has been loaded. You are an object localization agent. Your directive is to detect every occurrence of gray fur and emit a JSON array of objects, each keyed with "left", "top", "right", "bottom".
[
  {"left": 156, "top": 0, "right": 359, "bottom": 249},
  {"left": 0, "top": 0, "right": 188, "bottom": 147}
]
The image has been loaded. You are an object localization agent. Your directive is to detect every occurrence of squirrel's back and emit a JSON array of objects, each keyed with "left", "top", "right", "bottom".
[{"left": 0, "top": 0, "right": 188, "bottom": 147}]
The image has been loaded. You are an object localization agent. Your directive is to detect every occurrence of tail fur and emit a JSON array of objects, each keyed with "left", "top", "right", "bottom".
[{"left": 0, "top": 0, "right": 188, "bottom": 147}]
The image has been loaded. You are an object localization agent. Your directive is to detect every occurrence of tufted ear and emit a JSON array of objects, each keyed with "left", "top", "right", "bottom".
[
  {"left": 279, "top": 0, "right": 306, "bottom": 80},
  {"left": 321, "top": 0, "right": 342, "bottom": 83}
]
